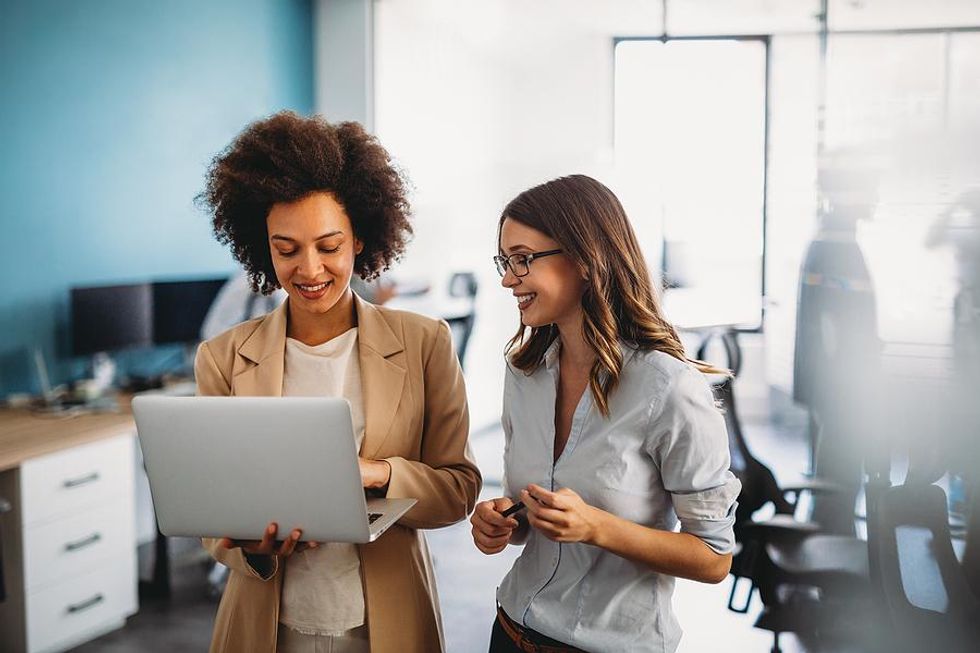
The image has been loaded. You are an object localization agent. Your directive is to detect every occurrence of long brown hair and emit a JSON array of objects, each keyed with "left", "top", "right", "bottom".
[{"left": 500, "top": 175, "right": 725, "bottom": 416}]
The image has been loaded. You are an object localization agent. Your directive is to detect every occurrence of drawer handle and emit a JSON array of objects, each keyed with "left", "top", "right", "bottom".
[
  {"left": 67, "top": 593, "right": 104, "bottom": 614},
  {"left": 63, "top": 472, "right": 100, "bottom": 489},
  {"left": 65, "top": 532, "right": 102, "bottom": 552}
]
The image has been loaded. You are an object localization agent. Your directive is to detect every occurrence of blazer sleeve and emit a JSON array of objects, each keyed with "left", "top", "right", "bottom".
[
  {"left": 383, "top": 321, "right": 483, "bottom": 529},
  {"left": 194, "top": 341, "right": 280, "bottom": 581}
]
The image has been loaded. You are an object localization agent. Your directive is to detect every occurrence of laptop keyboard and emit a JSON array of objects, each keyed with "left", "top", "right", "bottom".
[{"left": 368, "top": 513, "right": 383, "bottom": 524}]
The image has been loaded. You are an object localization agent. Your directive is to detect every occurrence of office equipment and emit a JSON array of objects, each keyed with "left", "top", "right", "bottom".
[
  {"left": 0, "top": 407, "right": 138, "bottom": 652},
  {"left": 71, "top": 284, "right": 153, "bottom": 356},
  {"left": 151, "top": 278, "right": 228, "bottom": 345},
  {"left": 132, "top": 396, "right": 415, "bottom": 543}
]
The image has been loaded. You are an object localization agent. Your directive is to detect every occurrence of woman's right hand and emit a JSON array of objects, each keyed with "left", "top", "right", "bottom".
[
  {"left": 218, "top": 522, "right": 319, "bottom": 557},
  {"left": 470, "top": 497, "right": 520, "bottom": 555}
]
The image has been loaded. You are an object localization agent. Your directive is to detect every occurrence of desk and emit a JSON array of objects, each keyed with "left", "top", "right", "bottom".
[{"left": 0, "top": 405, "right": 138, "bottom": 653}]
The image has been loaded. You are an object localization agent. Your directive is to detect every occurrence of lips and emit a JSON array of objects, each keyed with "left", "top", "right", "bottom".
[
  {"left": 515, "top": 292, "right": 537, "bottom": 310},
  {"left": 294, "top": 280, "right": 332, "bottom": 300}
]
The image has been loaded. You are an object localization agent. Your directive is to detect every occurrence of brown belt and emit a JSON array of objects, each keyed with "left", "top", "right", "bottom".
[{"left": 495, "top": 606, "right": 586, "bottom": 653}]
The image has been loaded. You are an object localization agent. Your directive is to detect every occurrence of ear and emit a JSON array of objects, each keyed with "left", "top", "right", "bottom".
[{"left": 354, "top": 238, "right": 364, "bottom": 256}]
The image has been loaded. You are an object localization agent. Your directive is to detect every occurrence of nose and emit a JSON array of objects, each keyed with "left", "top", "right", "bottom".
[
  {"left": 500, "top": 265, "right": 519, "bottom": 289},
  {"left": 296, "top": 246, "right": 323, "bottom": 280}
]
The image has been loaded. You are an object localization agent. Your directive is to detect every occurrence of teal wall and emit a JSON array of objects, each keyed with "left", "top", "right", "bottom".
[{"left": 0, "top": 0, "right": 314, "bottom": 395}]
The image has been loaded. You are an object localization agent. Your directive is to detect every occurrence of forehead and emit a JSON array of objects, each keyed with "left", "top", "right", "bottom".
[
  {"left": 499, "top": 217, "right": 559, "bottom": 252},
  {"left": 267, "top": 192, "right": 351, "bottom": 237}
]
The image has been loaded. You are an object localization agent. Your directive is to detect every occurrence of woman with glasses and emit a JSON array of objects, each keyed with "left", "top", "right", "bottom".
[
  {"left": 195, "top": 112, "right": 481, "bottom": 653},
  {"left": 471, "top": 175, "right": 740, "bottom": 653}
]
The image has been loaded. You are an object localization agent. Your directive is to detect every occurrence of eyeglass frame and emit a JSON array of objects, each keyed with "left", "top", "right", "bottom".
[{"left": 492, "top": 249, "right": 564, "bottom": 278}]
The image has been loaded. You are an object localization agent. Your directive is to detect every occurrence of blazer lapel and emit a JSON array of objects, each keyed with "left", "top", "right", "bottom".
[
  {"left": 355, "top": 295, "right": 406, "bottom": 458},
  {"left": 232, "top": 300, "right": 288, "bottom": 397}
]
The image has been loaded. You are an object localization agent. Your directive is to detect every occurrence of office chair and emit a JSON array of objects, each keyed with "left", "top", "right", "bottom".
[
  {"left": 697, "top": 331, "right": 844, "bottom": 610},
  {"left": 0, "top": 496, "right": 10, "bottom": 603},
  {"left": 868, "top": 480, "right": 980, "bottom": 652},
  {"left": 964, "top": 486, "right": 980, "bottom": 601},
  {"left": 446, "top": 272, "right": 478, "bottom": 369},
  {"left": 701, "top": 332, "right": 870, "bottom": 653}
]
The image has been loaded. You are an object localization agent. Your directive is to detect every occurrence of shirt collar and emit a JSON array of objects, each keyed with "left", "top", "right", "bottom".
[{"left": 543, "top": 337, "right": 638, "bottom": 372}]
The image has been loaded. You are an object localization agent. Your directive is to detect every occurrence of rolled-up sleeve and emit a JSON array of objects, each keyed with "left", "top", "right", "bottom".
[{"left": 647, "top": 366, "right": 741, "bottom": 555}]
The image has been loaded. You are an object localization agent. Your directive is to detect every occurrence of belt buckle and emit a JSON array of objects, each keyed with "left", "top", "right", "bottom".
[{"left": 520, "top": 637, "right": 541, "bottom": 653}]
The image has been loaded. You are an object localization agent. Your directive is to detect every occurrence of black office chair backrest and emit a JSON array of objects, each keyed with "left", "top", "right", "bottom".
[
  {"left": 713, "top": 377, "right": 794, "bottom": 544},
  {"left": 869, "top": 482, "right": 980, "bottom": 649},
  {"left": 446, "top": 272, "right": 479, "bottom": 369},
  {"left": 0, "top": 496, "right": 10, "bottom": 603},
  {"left": 964, "top": 490, "right": 980, "bottom": 601},
  {"left": 448, "top": 272, "right": 478, "bottom": 299}
]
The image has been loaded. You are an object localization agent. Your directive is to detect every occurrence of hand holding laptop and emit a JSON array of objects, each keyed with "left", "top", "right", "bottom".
[{"left": 219, "top": 522, "right": 319, "bottom": 556}]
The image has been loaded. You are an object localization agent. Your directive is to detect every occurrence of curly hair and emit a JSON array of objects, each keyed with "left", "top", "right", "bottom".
[
  {"left": 499, "top": 175, "right": 727, "bottom": 417},
  {"left": 198, "top": 111, "right": 413, "bottom": 294}
]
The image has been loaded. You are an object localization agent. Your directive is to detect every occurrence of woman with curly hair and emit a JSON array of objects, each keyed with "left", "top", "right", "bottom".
[
  {"left": 195, "top": 111, "right": 481, "bottom": 653},
  {"left": 470, "top": 175, "right": 740, "bottom": 652}
]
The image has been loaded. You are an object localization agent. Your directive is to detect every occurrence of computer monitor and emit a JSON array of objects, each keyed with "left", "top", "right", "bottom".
[
  {"left": 151, "top": 278, "right": 228, "bottom": 345},
  {"left": 71, "top": 283, "right": 154, "bottom": 356}
]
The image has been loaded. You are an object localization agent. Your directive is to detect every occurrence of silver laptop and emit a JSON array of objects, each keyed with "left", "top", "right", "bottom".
[{"left": 132, "top": 396, "right": 416, "bottom": 543}]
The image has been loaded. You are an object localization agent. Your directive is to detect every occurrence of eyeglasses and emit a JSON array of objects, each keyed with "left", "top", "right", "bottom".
[{"left": 492, "top": 249, "right": 563, "bottom": 278}]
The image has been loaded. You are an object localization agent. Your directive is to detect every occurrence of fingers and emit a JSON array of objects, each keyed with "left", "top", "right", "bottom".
[
  {"left": 470, "top": 499, "right": 519, "bottom": 554},
  {"left": 471, "top": 525, "right": 511, "bottom": 554},
  {"left": 491, "top": 497, "right": 516, "bottom": 513},
  {"left": 276, "top": 529, "right": 303, "bottom": 556},
  {"left": 473, "top": 500, "right": 519, "bottom": 530},
  {"left": 521, "top": 491, "right": 568, "bottom": 525},
  {"left": 525, "top": 484, "right": 569, "bottom": 510},
  {"left": 295, "top": 541, "right": 320, "bottom": 553},
  {"left": 526, "top": 511, "right": 563, "bottom": 541},
  {"left": 257, "top": 523, "right": 278, "bottom": 553}
]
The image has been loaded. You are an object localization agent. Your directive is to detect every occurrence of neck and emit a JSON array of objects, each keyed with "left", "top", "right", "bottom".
[
  {"left": 555, "top": 315, "right": 594, "bottom": 372},
  {"left": 286, "top": 288, "right": 357, "bottom": 346}
]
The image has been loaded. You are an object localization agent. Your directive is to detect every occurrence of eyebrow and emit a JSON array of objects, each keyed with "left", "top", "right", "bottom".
[
  {"left": 503, "top": 243, "right": 534, "bottom": 254},
  {"left": 271, "top": 231, "right": 344, "bottom": 243}
]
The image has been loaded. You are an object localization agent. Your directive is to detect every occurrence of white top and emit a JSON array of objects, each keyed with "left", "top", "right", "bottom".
[
  {"left": 497, "top": 340, "right": 740, "bottom": 653},
  {"left": 279, "top": 327, "right": 367, "bottom": 636}
]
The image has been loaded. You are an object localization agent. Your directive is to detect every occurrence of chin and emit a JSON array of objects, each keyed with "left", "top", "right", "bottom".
[
  {"left": 520, "top": 313, "right": 551, "bottom": 329},
  {"left": 292, "top": 290, "right": 344, "bottom": 314}
]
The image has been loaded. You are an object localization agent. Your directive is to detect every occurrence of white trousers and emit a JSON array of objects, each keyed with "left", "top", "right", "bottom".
[{"left": 276, "top": 624, "right": 370, "bottom": 653}]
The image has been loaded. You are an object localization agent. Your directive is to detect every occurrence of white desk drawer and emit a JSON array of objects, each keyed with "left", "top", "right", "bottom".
[
  {"left": 21, "top": 435, "right": 134, "bottom": 527},
  {"left": 23, "top": 499, "right": 135, "bottom": 592},
  {"left": 25, "top": 556, "right": 137, "bottom": 653}
]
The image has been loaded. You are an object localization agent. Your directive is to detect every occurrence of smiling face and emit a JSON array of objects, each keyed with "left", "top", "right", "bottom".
[
  {"left": 267, "top": 191, "right": 363, "bottom": 318},
  {"left": 498, "top": 217, "right": 586, "bottom": 330}
]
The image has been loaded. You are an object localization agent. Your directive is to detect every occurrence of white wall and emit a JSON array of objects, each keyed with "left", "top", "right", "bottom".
[
  {"left": 314, "top": 0, "right": 373, "bottom": 127},
  {"left": 373, "top": 0, "right": 666, "bottom": 429}
]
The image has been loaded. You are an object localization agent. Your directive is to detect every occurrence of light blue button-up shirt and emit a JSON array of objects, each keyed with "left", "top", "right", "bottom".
[{"left": 496, "top": 340, "right": 741, "bottom": 653}]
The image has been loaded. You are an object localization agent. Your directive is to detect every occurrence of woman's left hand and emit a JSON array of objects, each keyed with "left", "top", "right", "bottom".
[
  {"left": 521, "top": 484, "right": 605, "bottom": 545},
  {"left": 359, "top": 457, "right": 392, "bottom": 490}
]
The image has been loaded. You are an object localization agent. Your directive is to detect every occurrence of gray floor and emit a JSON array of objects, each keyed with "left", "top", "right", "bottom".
[{"left": 72, "top": 414, "right": 842, "bottom": 653}]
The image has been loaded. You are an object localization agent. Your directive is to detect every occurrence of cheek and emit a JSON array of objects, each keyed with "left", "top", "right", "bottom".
[
  {"left": 327, "top": 251, "right": 356, "bottom": 280},
  {"left": 270, "top": 258, "right": 290, "bottom": 285}
]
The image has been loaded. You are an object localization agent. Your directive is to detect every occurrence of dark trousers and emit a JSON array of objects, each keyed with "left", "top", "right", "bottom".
[
  {"left": 488, "top": 613, "right": 579, "bottom": 653},
  {"left": 488, "top": 618, "right": 524, "bottom": 653}
]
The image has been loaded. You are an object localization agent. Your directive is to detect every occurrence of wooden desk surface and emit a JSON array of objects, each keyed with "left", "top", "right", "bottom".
[{"left": 0, "top": 401, "right": 135, "bottom": 472}]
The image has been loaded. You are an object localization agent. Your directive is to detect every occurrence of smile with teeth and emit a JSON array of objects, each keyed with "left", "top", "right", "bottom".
[
  {"left": 516, "top": 293, "right": 536, "bottom": 308},
  {"left": 295, "top": 281, "right": 330, "bottom": 292}
]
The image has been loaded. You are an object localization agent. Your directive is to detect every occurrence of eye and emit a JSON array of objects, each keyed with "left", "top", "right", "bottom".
[
  {"left": 319, "top": 246, "right": 341, "bottom": 254},
  {"left": 277, "top": 249, "right": 297, "bottom": 258}
]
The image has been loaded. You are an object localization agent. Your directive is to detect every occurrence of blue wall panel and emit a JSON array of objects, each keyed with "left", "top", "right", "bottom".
[{"left": 0, "top": 0, "right": 313, "bottom": 394}]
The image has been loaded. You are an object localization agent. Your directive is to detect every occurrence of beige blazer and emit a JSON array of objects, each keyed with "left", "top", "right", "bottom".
[{"left": 194, "top": 295, "right": 482, "bottom": 653}]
